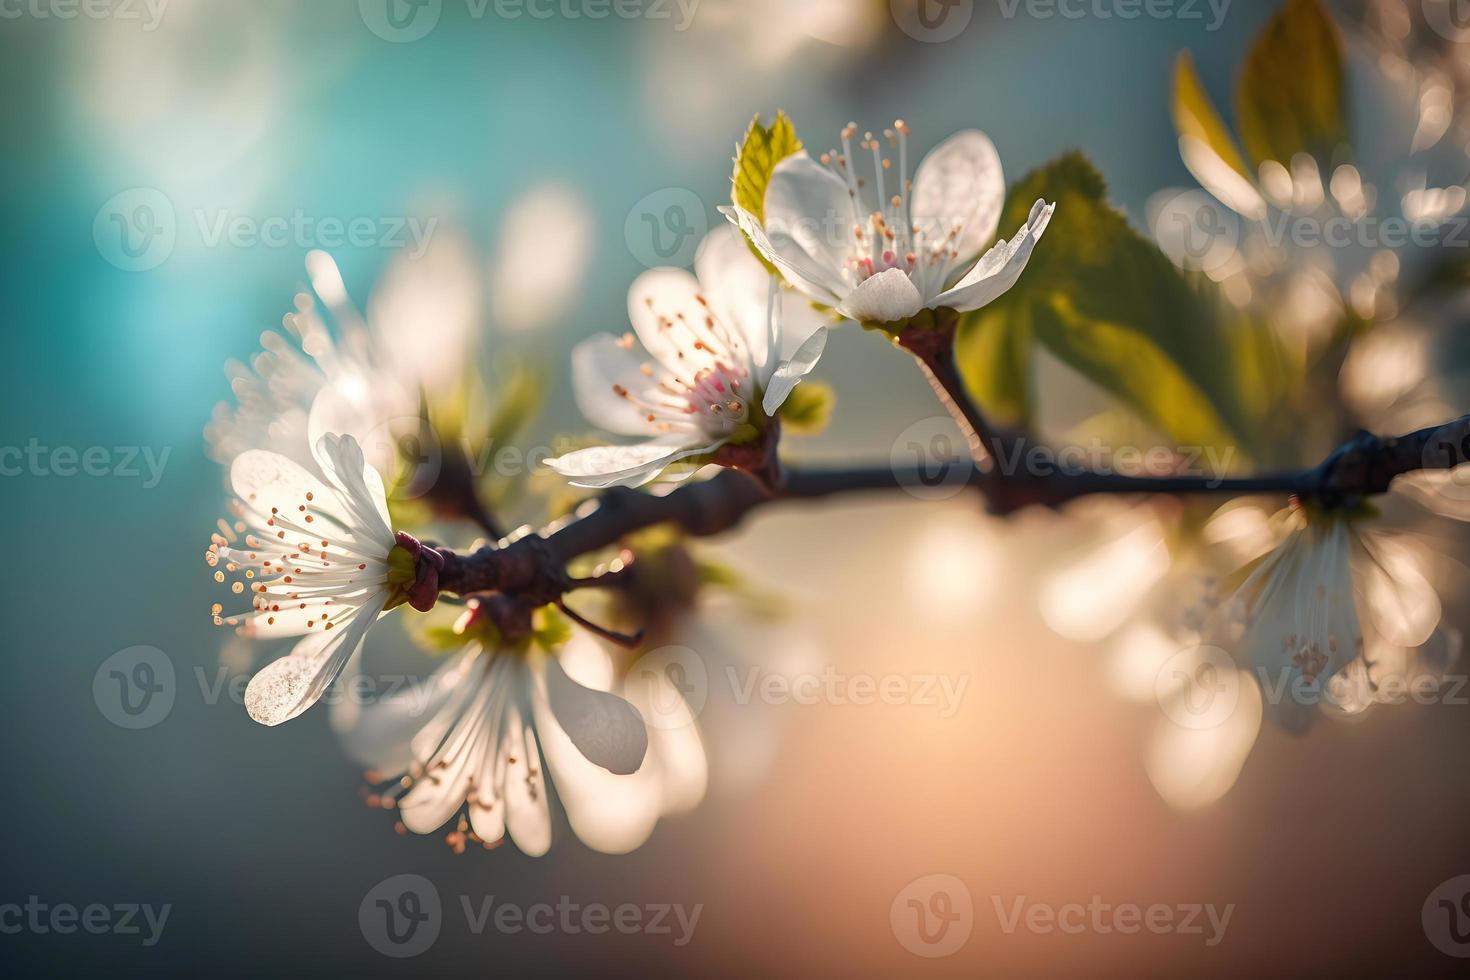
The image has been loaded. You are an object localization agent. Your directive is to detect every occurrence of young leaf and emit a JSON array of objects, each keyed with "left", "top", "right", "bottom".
[
  {"left": 957, "top": 152, "right": 1265, "bottom": 457},
  {"left": 1172, "top": 53, "right": 1265, "bottom": 218},
  {"left": 776, "top": 379, "right": 835, "bottom": 435},
  {"left": 731, "top": 111, "right": 803, "bottom": 271},
  {"left": 1235, "top": 0, "right": 1347, "bottom": 169}
]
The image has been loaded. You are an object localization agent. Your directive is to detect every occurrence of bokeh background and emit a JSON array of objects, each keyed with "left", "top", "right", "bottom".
[{"left": 4, "top": 0, "right": 1470, "bottom": 976}]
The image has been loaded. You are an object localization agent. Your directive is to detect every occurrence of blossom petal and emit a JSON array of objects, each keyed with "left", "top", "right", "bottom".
[
  {"left": 243, "top": 597, "right": 385, "bottom": 726},
  {"left": 720, "top": 205, "right": 844, "bottom": 306},
  {"left": 627, "top": 267, "right": 733, "bottom": 379},
  {"left": 544, "top": 438, "right": 722, "bottom": 489},
  {"left": 763, "top": 151, "right": 859, "bottom": 292},
  {"left": 694, "top": 225, "right": 774, "bottom": 376},
  {"left": 571, "top": 334, "right": 666, "bottom": 437},
  {"left": 331, "top": 643, "right": 475, "bottom": 772},
  {"left": 311, "top": 432, "right": 395, "bottom": 550},
  {"left": 502, "top": 704, "right": 552, "bottom": 857},
  {"left": 933, "top": 199, "right": 1055, "bottom": 312},
  {"left": 835, "top": 267, "right": 923, "bottom": 323},
  {"left": 762, "top": 326, "right": 829, "bottom": 416},
  {"left": 911, "top": 129, "right": 1005, "bottom": 270},
  {"left": 542, "top": 655, "right": 648, "bottom": 774}
]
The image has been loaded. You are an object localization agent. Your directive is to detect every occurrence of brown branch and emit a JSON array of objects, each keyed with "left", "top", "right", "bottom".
[{"left": 431, "top": 412, "right": 1470, "bottom": 603}]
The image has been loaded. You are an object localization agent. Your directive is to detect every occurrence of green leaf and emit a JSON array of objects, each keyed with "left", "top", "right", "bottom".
[
  {"left": 731, "top": 111, "right": 803, "bottom": 272},
  {"left": 776, "top": 379, "right": 834, "bottom": 435},
  {"left": 1235, "top": 0, "right": 1347, "bottom": 169},
  {"left": 955, "top": 302, "right": 1032, "bottom": 429},
  {"left": 958, "top": 152, "right": 1266, "bottom": 457},
  {"left": 1172, "top": 51, "right": 1253, "bottom": 185}
]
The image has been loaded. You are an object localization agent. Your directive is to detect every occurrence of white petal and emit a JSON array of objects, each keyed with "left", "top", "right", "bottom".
[
  {"left": 622, "top": 667, "right": 708, "bottom": 816},
  {"left": 331, "top": 643, "right": 475, "bottom": 771},
  {"left": 720, "top": 205, "right": 844, "bottom": 306},
  {"left": 933, "top": 199, "right": 1055, "bottom": 312},
  {"left": 694, "top": 225, "right": 774, "bottom": 376},
  {"left": 230, "top": 449, "right": 341, "bottom": 525},
  {"left": 763, "top": 151, "right": 859, "bottom": 293},
  {"left": 532, "top": 665, "right": 663, "bottom": 854},
  {"left": 243, "top": 598, "right": 385, "bottom": 726},
  {"left": 626, "top": 267, "right": 730, "bottom": 378},
  {"left": 304, "top": 379, "right": 415, "bottom": 480},
  {"left": 501, "top": 705, "right": 552, "bottom": 857},
  {"left": 762, "top": 326, "right": 829, "bottom": 416},
  {"left": 835, "top": 267, "right": 923, "bottom": 323},
  {"left": 367, "top": 230, "right": 483, "bottom": 390},
  {"left": 544, "top": 439, "right": 721, "bottom": 489},
  {"left": 571, "top": 334, "right": 665, "bottom": 437},
  {"left": 542, "top": 655, "right": 648, "bottom": 774},
  {"left": 1147, "top": 675, "right": 1262, "bottom": 810},
  {"left": 911, "top": 129, "right": 1005, "bottom": 268},
  {"left": 311, "top": 432, "right": 395, "bottom": 549}
]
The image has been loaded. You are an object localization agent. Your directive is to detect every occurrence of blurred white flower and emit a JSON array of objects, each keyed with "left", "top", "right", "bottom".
[
  {"left": 489, "top": 183, "right": 594, "bottom": 332},
  {"left": 545, "top": 226, "right": 828, "bottom": 488},
  {"left": 1212, "top": 506, "right": 1449, "bottom": 730},
  {"left": 206, "top": 433, "right": 414, "bottom": 727},
  {"left": 337, "top": 608, "right": 693, "bottom": 857},
  {"left": 205, "top": 237, "right": 482, "bottom": 476},
  {"left": 723, "top": 123, "right": 1053, "bottom": 324}
]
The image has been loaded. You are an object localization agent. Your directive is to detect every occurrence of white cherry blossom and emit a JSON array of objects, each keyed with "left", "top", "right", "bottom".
[
  {"left": 206, "top": 432, "right": 414, "bottom": 727},
  {"left": 721, "top": 121, "right": 1054, "bottom": 324},
  {"left": 545, "top": 226, "right": 828, "bottom": 489}
]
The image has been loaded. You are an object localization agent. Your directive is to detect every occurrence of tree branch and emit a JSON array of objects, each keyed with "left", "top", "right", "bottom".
[{"left": 433, "top": 412, "right": 1470, "bottom": 601}]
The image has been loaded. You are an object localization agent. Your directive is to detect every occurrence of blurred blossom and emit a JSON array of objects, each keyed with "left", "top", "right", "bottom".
[
  {"left": 335, "top": 608, "right": 689, "bottom": 856},
  {"left": 206, "top": 235, "right": 483, "bottom": 479},
  {"left": 640, "top": 0, "right": 882, "bottom": 147},
  {"left": 1167, "top": 23, "right": 1470, "bottom": 337},
  {"left": 1039, "top": 504, "right": 1170, "bottom": 643},
  {"left": 1147, "top": 672, "right": 1262, "bottom": 810},
  {"left": 489, "top": 183, "right": 594, "bottom": 333},
  {"left": 1200, "top": 506, "right": 1453, "bottom": 732},
  {"left": 79, "top": 0, "right": 283, "bottom": 189},
  {"left": 904, "top": 511, "right": 1003, "bottom": 620}
]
